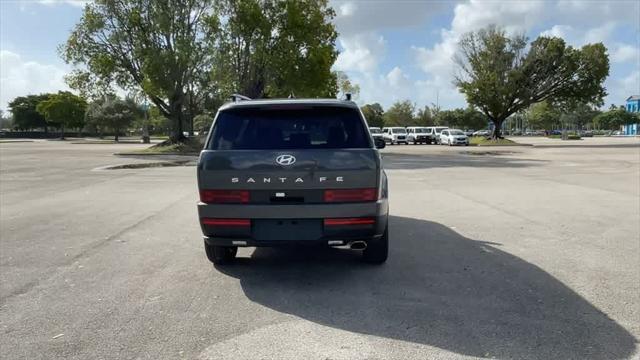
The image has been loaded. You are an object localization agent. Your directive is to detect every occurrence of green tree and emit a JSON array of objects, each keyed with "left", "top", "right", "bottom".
[
  {"left": 593, "top": 109, "right": 638, "bottom": 130},
  {"left": 193, "top": 114, "right": 214, "bottom": 134},
  {"left": 361, "top": 103, "right": 384, "bottom": 128},
  {"left": 561, "top": 103, "right": 600, "bottom": 130},
  {"left": 336, "top": 71, "right": 360, "bottom": 99},
  {"left": 414, "top": 106, "right": 434, "bottom": 126},
  {"left": 0, "top": 110, "right": 13, "bottom": 130},
  {"left": 528, "top": 101, "right": 560, "bottom": 130},
  {"left": 8, "top": 94, "right": 54, "bottom": 131},
  {"left": 384, "top": 100, "right": 415, "bottom": 127},
  {"left": 216, "top": 0, "right": 338, "bottom": 98},
  {"left": 435, "top": 109, "right": 464, "bottom": 128},
  {"left": 462, "top": 107, "right": 487, "bottom": 130},
  {"left": 36, "top": 91, "right": 87, "bottom": 139},
  {"left": 454, "top": 25, "right": 609, "bottom": 139},
  {"left": 86, "top": 97, "right": 140, "bottom": 141},
  {"left": 62, "top": 0, "right": 221, "bottom": 143}
]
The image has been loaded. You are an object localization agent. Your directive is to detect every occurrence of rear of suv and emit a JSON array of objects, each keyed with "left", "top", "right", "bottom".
[{"left": 197, "top": 98, "right": 389, "bottom": 265}]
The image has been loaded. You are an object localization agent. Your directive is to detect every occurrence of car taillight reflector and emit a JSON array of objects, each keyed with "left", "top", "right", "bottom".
[
  {"left": 323, "top": 188, "right": 377, "bottom": 203},
  {"left": 201, "top": 218, "right": 250, "bottom": 226},
  {"left": 200, "top": 190, "right": 249, "bottom": 203},
  {"left": 324, "top": 218, "right": 375, "bottom": 226}
]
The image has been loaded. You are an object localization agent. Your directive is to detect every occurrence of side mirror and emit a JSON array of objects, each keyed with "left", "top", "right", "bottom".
[{"left": 374, "top": 137, "right": 386, "bottom": 149}]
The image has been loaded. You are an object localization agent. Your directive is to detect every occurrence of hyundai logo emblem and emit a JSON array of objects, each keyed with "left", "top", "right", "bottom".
[{"left": 275, "top": 154, "right": 296, "bottom": 166}]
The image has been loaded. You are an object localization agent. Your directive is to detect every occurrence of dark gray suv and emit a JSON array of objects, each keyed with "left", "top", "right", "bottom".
[{"left": 197, "top": 98, "right": 389, "bottom": 265}]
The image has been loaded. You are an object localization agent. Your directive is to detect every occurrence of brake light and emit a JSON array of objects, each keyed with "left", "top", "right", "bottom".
[
  {"left": 200, "top": 190, "right": 249, "bottom": 203},
  {"left": 324, "top": 218, "right": 375, "bottom": 226},
  {"left": 323, "top": 188, "right": 377, "bottom": 203},
  {"left": 201, "top": 218, "right": 250, "bottom": 226}
]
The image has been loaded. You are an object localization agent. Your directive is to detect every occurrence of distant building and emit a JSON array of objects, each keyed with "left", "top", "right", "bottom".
[{"left": 624, "top": 95, "right": 639, "bottom": 135}]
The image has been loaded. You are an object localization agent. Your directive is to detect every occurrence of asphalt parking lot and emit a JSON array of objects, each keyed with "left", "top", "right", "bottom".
[{"left": 1, "top": 137, "right": 638, "bottom": 359}]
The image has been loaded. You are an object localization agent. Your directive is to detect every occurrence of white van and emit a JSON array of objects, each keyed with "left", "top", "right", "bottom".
[
  {"left": 425, "top": 127, "right": 449, "bottom": 144},
  {"left": 406, "top": 126, "right": 432, "bottom": 144},
  {"left": 382, "top": 127, "right": 408, "bottom": 145}
]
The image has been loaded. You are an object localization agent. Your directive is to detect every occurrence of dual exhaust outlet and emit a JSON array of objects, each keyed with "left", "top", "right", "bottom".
[{"left": 328, "top": 240, "right": 367, "bottom": 250}]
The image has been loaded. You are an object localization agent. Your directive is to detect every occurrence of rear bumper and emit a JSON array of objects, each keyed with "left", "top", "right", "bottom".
[{"left": 198, "top": 200, "right": 389, "bottom": 246}]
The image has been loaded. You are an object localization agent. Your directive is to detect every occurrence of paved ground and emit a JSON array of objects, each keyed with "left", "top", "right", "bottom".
[{"left": 1, "top": 137, "right": 638, "bottom": 359}]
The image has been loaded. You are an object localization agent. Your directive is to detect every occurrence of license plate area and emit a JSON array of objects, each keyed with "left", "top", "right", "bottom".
[{"left": 253, "top": 219, "right": 322, "bottom": 241}]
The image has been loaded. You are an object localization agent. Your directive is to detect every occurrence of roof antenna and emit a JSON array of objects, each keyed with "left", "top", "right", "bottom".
[
  {"left": 345, "top": 92, "right": 352, "bottom": 101},
  {"left": 288, "top": 92, "right": 296, "bottom": 99}
]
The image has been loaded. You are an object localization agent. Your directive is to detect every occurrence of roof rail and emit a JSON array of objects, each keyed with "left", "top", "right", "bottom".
[{"left": 230, "top": 94, "right": 251, "bottom": 102}]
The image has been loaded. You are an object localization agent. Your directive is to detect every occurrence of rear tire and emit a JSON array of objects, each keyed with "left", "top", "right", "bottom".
[
  {"left": 363, "top": 226, "right": 388, "bottom": 264},
  {"left": 204, "top": 243, "right": 237, "bottom": 265}
]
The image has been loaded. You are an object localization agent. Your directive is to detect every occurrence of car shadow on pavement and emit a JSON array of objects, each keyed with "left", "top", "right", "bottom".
[
  {"left": 216, "top": 216, "right": 637, "bottom": 359},
  {"left": 381, "top": 152, "right": 546, "bottom": 169}
]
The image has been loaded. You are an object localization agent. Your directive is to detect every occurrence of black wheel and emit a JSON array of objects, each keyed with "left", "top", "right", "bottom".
[
  {"left": 363, "top": 226, "right": 388, "bottom": 264},
  {"left": 204, "top": 242, "right": 237, "bottom": 265}
]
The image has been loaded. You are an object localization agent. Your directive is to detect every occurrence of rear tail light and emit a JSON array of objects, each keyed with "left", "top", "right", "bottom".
[
  {"left": 200, "top": 190, "right": 249, "bottom": 204},
  {"left": 323, "top": 188, "right": 377, "bottom": 203},
  {"left": 324, "top": 217, "right": 375, "bottom": 226},
  {"left": 201, "top": 218, "right": 250, "bottom": 226}
]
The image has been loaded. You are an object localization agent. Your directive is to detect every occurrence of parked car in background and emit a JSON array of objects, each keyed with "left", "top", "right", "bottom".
[
  {"left": 464, "top": 130, "right": 475, "bottom": 136},
  {"left": 369, "top": 127, "right": 384, "bottom": 141},
  {"left": 382, "top": 127, "right": 408, "bottom": 144},
  {"left": 579, "top": 130, "right": 594, "bottom": 137},
  {"left": 426, "top": 126, "right": 449, "bottom": 144},
  {"left": 439, "top": 129, "right": 469, "bottom": 146},
  {"left": 472, "top": 130, "right": 490, "bottom": 137},
  {"left": 406, "top": 126, "right": 432, "bottom": 144}
]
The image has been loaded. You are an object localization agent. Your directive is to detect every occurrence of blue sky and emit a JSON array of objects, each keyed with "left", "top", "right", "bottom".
[{"left": 1, "top": 0, "right": 639, "bottom": 111}]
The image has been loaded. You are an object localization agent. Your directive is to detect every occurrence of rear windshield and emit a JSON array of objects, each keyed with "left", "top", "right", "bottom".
[{"left": 208, "top": 106, "right": 371, "bottom": 150}]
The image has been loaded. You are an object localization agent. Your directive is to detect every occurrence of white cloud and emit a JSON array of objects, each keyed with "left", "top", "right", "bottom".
[
  {"left": 412, "top": 0, "right": 640, "bottom": 109},
  {"left": 36, "top": 0, "right": 88, "bottom": 7},
  {"left": 620, "top": 70, "right": 640, "bottom": 92},
  {"left": 540, "top": 22, "right": 617, "bottom": 47},
  {"left": 386, "top": 67, "right": 409, "bottom": 88},
  {"left": 583, "top": 23, "right": 616, "bottom": 44},
  {"left": 605, "top": 70, "right": 640, "bottom": 106},
  {"left": 332, "top": 1, "right": 447, "bottom": 37},
  {"left": 0, "top": 51, "right": 70, "bottom": 111},
  {"left": 334, "top": 33, "right": 386, "bottom": 73},
  {"left": 540, "top": 25, "right": 574, "bottom": 39},
  {"left": 610, "top": 44, "right": 639, "bottom": 63},
  {"left": 450, "top": 0, "right": 545, "bottom": 35},
  {"left": 331, "top": 0, "right": 450, "bottom": 108}
]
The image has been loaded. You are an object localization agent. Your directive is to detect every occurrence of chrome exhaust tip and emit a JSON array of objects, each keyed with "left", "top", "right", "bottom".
[{"left": 349, "top": 241, "right": 367, "bottom": 250}]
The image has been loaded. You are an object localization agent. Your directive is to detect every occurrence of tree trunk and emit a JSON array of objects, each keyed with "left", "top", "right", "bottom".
[
  {"left": 114, "top": 130, "right": 119, "bottom": 143},
  {"left": 169, "top": 110, "right": 186, "bottom": 143},
  {"left": 60, "top": 125, "right": 65, "bottom": 140},
  {"left": 491, "top": 118, "right": 504, "bottom": 140},
  {"left": 142, "top": 110, "right": 150, "bottom": 144}
]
